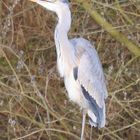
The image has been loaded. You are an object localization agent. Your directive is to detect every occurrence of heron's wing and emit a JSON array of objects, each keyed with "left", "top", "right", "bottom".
[{"left": 72, "top": 38, "right": 108, "bottom": 108}]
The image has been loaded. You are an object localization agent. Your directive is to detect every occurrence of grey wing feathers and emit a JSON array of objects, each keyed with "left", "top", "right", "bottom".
[
  {"left": 79, "top": 49, "right": 107, "bottom": 107},
  {"left": 71, "top": 38, "right": 108, "bottom": 108},
  {"left": 81, "top": 85, "right": 104, "bottom": 127}
]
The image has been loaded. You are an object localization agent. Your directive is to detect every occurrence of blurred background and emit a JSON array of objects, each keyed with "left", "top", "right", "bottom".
[{"left": 0, "top": 0, "right": 140, "bottom": 139}]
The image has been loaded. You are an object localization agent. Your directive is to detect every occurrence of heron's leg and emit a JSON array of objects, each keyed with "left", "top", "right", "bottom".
[
  {"left": 90, "top": 125, "right": 93, "bottom": 140},
  {"left": 80, "top": 110, "right": 86, "bottom": 140}
]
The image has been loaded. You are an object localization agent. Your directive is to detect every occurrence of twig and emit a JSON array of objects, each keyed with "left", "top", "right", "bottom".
[{"left": 76, "top": 0, "right": 140, "bottom": 56}]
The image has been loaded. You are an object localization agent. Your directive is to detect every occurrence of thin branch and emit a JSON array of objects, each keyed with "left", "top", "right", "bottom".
[{"left": 76, "top": 0, "right": 140, "bottom": 56}]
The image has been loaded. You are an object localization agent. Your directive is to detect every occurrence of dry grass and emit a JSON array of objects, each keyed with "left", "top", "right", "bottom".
[{"left": 0, "top": 0, "right": 140, "bottom": 140}]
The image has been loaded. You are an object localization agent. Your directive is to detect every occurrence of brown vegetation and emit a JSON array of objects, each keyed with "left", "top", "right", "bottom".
[{"left": 0, "top": 0, "right": 140, "bottom": 140}]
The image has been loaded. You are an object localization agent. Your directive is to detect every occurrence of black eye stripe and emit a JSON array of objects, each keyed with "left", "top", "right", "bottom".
[
  {"left": 40, "top": 0, "right": 69, "bottom": 3},
  {"left": 61, "top": 0, "right": 69, "bottom": 3}
]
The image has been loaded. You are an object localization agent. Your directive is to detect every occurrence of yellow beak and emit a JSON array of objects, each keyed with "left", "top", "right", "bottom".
[{"left": 29, "top": 0, "right": 37, "bottom": 2}]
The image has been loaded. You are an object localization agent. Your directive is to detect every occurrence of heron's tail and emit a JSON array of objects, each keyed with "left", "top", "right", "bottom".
[
  {"left": 87, "top": 103, "right": 106, "bottom": 128},
  {"left": 81, "top": 85, "right": 106, "bottom": 128}
]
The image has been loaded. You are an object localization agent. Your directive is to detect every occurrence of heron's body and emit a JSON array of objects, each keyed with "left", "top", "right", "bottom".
[
  {"left": 54, "top": 5, "right": 107, "bottom": 128},
  {"left": 29, "top": 0, "right": 108, "bottom": 139}
]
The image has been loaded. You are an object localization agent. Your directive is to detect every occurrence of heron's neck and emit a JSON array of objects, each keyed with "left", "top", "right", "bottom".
[{"left": 54, "top": 8, "right": 72, "bottom": 57}]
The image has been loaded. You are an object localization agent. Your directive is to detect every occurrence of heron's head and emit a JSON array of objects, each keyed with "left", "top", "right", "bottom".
[{"left": 29, "top": 0, "right": 69, "bottom": 13}]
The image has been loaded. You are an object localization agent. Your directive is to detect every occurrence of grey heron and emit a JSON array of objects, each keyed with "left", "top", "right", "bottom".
[{"left": 29, "top": 0, "right": 108, "bottom": 139}]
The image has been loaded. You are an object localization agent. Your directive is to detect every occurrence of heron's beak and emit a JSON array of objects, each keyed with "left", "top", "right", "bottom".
[{"left": 29, "top": 0, "right": 37, "bottom": 2}]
